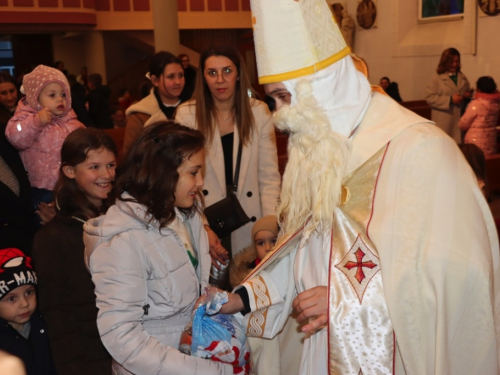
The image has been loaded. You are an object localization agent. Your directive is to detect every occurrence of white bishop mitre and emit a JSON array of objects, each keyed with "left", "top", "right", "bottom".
[
  {"left": 251, "top": 0, "right": 350, "bottom": 84},
  {"left": 250, "top": 0, "right": 372, "bottom": 139}
]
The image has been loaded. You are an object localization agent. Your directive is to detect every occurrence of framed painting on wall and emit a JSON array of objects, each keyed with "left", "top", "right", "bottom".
[
  {"left": 477, "top": 0, "right": 500, "bottom": 16},
  {"left": 418, "top": 0, "right": 465, "bottom": 23}
]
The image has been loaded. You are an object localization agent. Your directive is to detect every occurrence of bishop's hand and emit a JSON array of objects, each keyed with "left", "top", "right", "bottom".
[{"left": 292, "top": 286, "right": 328, "bottom": 333}]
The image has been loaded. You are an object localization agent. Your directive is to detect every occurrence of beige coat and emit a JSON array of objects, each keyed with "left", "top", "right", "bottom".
[
  {"left": 426, "top": 71, "right": 470, "bottom": 143},
  {"left": 164, "top": 99, "right": 281, "bottom": 256}
]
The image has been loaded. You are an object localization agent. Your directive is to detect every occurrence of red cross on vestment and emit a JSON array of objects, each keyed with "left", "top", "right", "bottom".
[{"left": 344, "top": 248, "right": 377, "bottom": 284}]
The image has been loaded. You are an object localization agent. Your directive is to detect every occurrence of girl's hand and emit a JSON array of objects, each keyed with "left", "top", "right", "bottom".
[
  {"left": 292, "top": 286, "right": 328, "bottom": 333},
  {"left": 38, "top": 107, "right": 52, "bottom": 126},
  {"left": 36, "top": 202, "right": 55, "bottom": 225},
  {"left": 205, "top": 227, "right": 229, "bottom": 267}
]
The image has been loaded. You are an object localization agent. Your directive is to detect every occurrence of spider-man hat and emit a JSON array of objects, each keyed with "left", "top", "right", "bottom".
[{"left": 0, "top": 248, "right": 37, "bottom": 301}]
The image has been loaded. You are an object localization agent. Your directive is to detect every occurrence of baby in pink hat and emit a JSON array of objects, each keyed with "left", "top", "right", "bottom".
[{"left": 5, "top": 65, "right": 84, "bottom": 209}]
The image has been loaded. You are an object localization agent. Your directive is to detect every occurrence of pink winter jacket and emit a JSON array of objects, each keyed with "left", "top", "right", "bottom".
[
  {"left": 459, "top": 91, "right": 500, "bottom": 156},
  {"left": 5, "top": 98, "right": 84, "bottom": 190}
]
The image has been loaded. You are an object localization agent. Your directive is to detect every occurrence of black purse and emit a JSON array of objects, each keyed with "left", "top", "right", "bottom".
[{"left": 204, "top": 142, "right": 251, "bottom": 238}]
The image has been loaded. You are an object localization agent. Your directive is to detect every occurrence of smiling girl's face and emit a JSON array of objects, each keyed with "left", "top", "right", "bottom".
[
  {"left": 62, "top": 147, "right": 116, "bottom": 208},
  {"left": 174, "top": 149, "right": 205, "bottom": 208}
]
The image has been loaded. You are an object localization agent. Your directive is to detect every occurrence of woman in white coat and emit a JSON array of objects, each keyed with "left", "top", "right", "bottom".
[
  {"left": 173, "top": 45, "right": 281, "bottom": 261},
  {"left": 426, "top": 47, "right": 471, "bottom": 143}
]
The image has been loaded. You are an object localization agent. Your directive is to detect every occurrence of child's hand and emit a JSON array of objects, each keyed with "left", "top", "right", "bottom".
[
  {"left": 36, "top": 202, "right": 55, "bottom": 224},
  {"left": 38, "top": 107, "right": 52, "bottom": 126}
]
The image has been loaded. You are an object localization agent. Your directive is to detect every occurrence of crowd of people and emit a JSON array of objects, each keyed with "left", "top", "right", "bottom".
[{"left": 0, "top": 0, "right": 499, "bottom": 374}]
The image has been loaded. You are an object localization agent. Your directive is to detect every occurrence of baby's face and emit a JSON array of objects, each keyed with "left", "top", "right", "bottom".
[
  {"left": 0, "top": 284, "right": 36, "bottom": 331},
  {"left": 38, "top": 82, "right": 67, "bottom": 116},
  {"left": 254, "top": 230, "right": 278, "bottom": 260}
]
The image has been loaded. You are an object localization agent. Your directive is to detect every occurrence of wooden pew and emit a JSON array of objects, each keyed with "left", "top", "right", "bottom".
[
  {"left": 400, "top": 100, "right": 432, "bottom": 120},
  {"left": 486, "top": 153, "right": 500, "bottom": 193}
]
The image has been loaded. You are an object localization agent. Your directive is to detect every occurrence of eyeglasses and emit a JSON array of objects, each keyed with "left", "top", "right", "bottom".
[
  {"left": 181, "top": 59, "right": 189, "bottom": 63},
  {"left": 204, "top": 67, "right": 236, "bottom": 82}
]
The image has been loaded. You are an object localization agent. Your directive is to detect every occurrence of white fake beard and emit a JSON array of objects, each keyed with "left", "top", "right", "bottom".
[{"left": 274, "top": 80, "right": 351, "bottom": 236}]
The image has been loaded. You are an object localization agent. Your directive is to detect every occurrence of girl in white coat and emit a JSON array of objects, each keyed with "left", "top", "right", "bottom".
[
  {"left": 174, "top": 45, "right": 281, "bottom": 262},
  {"left": 84, "top": 122, "right": 233, "bottom": 375}
]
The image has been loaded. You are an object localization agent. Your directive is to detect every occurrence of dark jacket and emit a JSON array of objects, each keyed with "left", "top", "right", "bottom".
[
  {"left": 0, "top": 311, "right": 57, "bottom": 375},
  {"left": 32, "top": 215, "right": 112, "bottom": 375},
  {"left": 70, "top": 83, "right": 93, "bottom": 126},
  {"left": 87, "top": 85, "right": 113, "bottom": 129},
  {"left": 0, "top": 116, "right": 36, "bottom": 255}
]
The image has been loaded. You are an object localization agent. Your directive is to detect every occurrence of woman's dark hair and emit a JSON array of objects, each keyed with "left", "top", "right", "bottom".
[
  {"left": 149, "top": 51, "right": 183, "bottom": 78},
  {"left": 194, "top": 45, "right": 255, "bottom": 145},
  {"left": 476, "top": 76, "right": 497, "bottom": 94},
  {"left": 0, "top": 72, "right": 16, "bottom": 86},
  {"left": 437, "top": 47, "right": 460, "bottom": 74},
  {"left": 380, "top": 76, "right": 390, "bottom": 84},
  {"left": 115, "top": 121, "right": 205, "bottom": 228},
  {"left": 55, "top": 128, "right": 117, "bottom": 219}
]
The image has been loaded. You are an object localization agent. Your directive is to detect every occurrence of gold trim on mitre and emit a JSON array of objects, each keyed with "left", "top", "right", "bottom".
[
  {"left": 259, "top": 45, "right": 351, "bottom": 84},
  {"left": 251, "top": 0, "right": 349, "bottom": 84}
]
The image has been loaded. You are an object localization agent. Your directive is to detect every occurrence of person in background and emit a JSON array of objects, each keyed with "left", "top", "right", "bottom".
[
  {"left": 0, "top": 248, "right": 57, "bottom": 375},
  {"left": 379, "top": 76, "right": 403, "bottom": 102},
  {"left": 87, "top": 73, "right": 113, "bottom": 129},
  {"left": 123, "top": 51, "right": 185, "bottom": 153},
  {"left": 426, "top": 47, "right": 471, "bottom": 143},
  {"left": 5, "top": 65, "right": 84, "bottom": 212},
  {"left": 118, "top": 89, "right": 133, "bottom": 111},
  {"left": 179, "top": 53, "right": 197, "bottom": 102},
  {"left": 53, "top": 61, "right": 68, "bottom": 77},
  {"left": 459, "top": 76, "right": 500, "bottom": 155},
  {"left": 111, "top": 106, "right": 127, "bottom": 128},
  {"left": 0, "top": 72, "right": 37, "bottom": 254},
  {"left": 67, "top": 74, "right": 93, "bottom": 126},
  {"left": 76, "top": 66, "right": 88, "bottom": 89},
  {"left": 174, "top": 45, "right": 281, "bottom": 262},
  {"left": 229, "top": 215, "right": 279, "bottom": 287},
  {"left": 33, "top": 128, "right": 115, "bottom": 375},
  {"left": 84, "top": 122, "right": 233, "bottom": 375}
]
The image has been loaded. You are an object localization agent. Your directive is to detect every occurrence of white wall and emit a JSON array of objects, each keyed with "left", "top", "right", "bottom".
[{"left": 350, "top": 1, "right": 500, "bottom": 101}]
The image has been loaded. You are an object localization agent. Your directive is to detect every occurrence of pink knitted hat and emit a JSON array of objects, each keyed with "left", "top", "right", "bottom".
[{"left": 22, "top": 64, "right": 71, "bottom": 115}]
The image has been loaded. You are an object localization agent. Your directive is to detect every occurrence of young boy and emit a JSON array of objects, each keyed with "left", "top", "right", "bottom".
[{"left": 0, "top": 248, "right": 56, "bottom": 375}]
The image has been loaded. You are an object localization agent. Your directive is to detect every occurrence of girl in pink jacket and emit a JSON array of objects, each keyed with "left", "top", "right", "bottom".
[
  {"left": 5, "top": 65, "right": 84, "bottom": 207},
  {"left": 459, "top": 76, "right": 500, "bottom": 155}
]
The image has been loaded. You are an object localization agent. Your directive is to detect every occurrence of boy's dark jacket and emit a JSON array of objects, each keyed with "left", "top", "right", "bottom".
[{"left": 0, "top": 311, "right": 57, "bottom": 375}]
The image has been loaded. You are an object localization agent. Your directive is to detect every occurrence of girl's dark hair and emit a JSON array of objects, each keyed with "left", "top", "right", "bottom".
[
  {"left": 437, "top": 47, "right": 460, "bottom": 74},
  {"left": 476, "top": 76, "right": 497, "bottom": 94},
  {"left": 0, "top": 72, "right": 16, "bottom": 85},
  {"left": 115, "top": 121, "right": 205, "bottom": 228},
  {"left": 194, "top": 45, "right": 255, "bottom": 145},
  {"left": 55, "top": 128, "right": 117, "bottom": 219},
  {"left": 149, "top": 51, "right": 183, "bottom": 77}
]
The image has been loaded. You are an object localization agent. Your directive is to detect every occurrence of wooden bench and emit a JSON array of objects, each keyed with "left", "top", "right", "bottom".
[
  {"left": 400, "top": 100, "right": 432, "bottom": 120},
  {"left": 486, "top": 153, "right": 500, "bottom": 193}
]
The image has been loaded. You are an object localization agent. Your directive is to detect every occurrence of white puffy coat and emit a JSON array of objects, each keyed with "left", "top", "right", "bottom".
[{"left": 84, "top": 195, "right": 232, "bottom": 375}]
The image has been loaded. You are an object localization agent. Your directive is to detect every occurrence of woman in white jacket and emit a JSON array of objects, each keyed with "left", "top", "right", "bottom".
[
  {"left": 173, "top": 45, "right": 281, "bottom": 261},
  {"left": 84, "top": 122, "right": 233, "bottom": 375}
]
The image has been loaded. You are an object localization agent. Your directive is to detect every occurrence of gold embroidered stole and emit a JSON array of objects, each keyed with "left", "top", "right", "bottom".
[{"left": 328, "top": 144, "right": 394, "bottom": 374}]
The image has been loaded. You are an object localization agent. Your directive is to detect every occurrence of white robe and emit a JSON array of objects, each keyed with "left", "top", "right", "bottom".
[{"left": 238, "top": 92, "right": 500, "bottom": 374}]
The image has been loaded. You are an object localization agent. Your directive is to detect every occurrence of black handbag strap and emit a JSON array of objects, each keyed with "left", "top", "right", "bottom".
[{"left": 232, "top": 141, "right": 243, "bottom": 193}]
